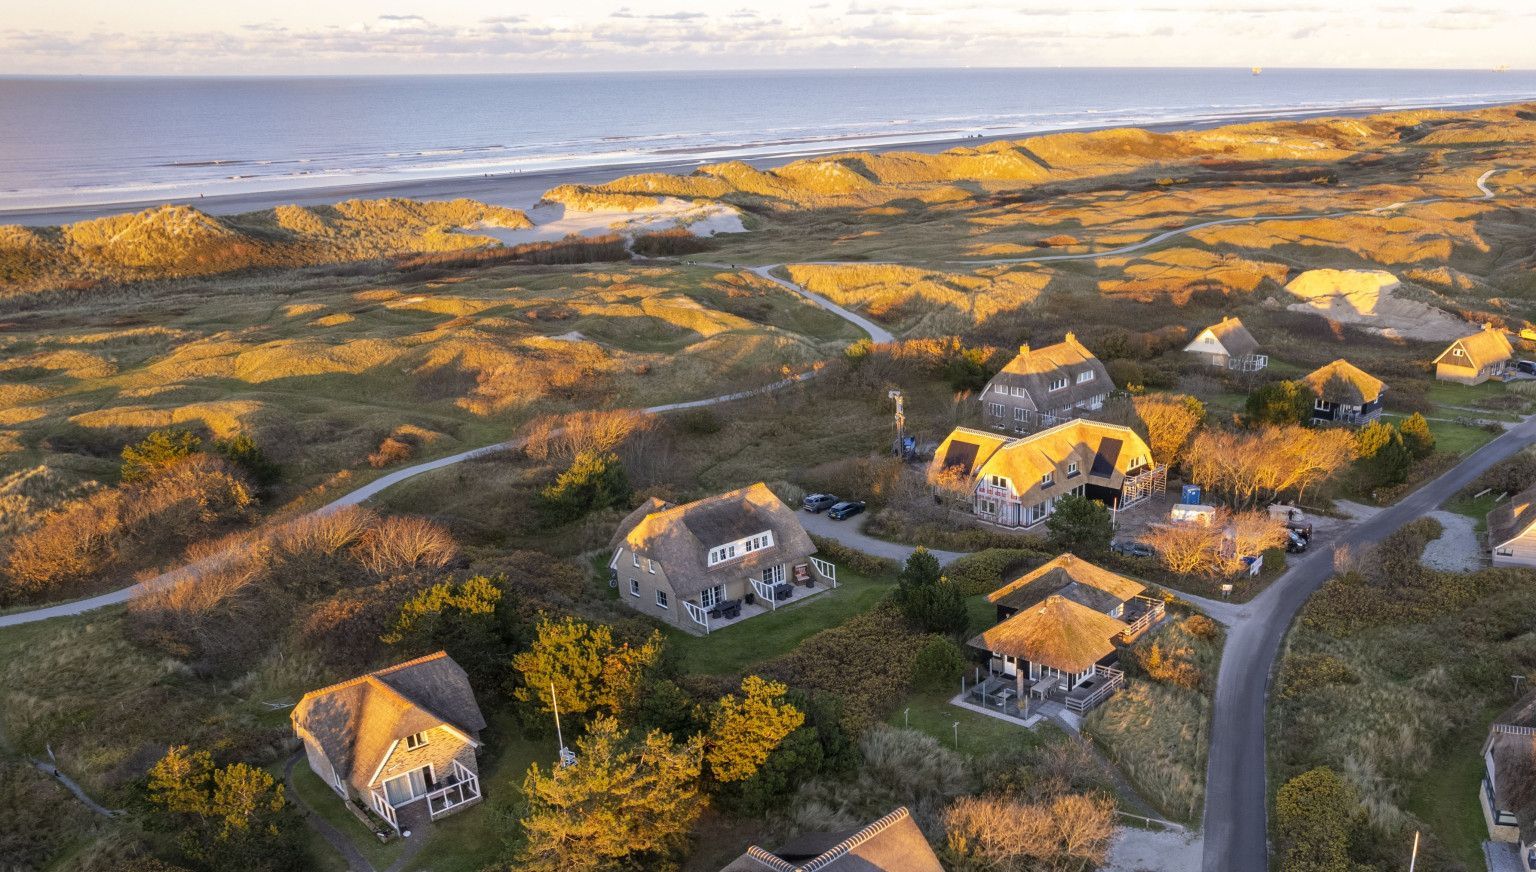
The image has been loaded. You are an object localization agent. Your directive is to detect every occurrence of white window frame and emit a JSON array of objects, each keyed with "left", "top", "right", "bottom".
[
  {"left": 1013, "top": 407, "right": 1028, "bottom": 422},
  {"left": 1067, "top": 461, "right": 1079, "bottom": 476},
  {"left": 629, "top": 578, "right": 640, "bottom": 597},
  {"left": 405, "top": 731, "right": 429, "bottom": 751},
  {"left": 1453, "top": 347, "right": 1465, "bottom": 357},
  {"left": 1076, "top": 370, "right": 1095, "bottom": 384},
  {"left": 647, "top": 559, "right": 656, "bottom": 574},
  {"left": 633, "top": 553, "right": 641, "bottom": 568},
  {"left": 701, "top": 585, "right": 724, "bottom": 608},
  {"left": 381, "top": 764, "right": 433, "bottom": 808},
  {"left": 987, "top": 402, "right": 1005, "bottom": 417},
  {"left": 1049, "top": 377, "right": 1068, "bottom": 391},
  {"left": 996, "top": 383, "right": 1010, "bottom": 394},
  {"left": 1012, "top": 386, "right": 1027, "bottom": 397},
  {"left": 1041, "top": 471, "right": 1054, "bottom": 486},
  {"left": 656, "top": 589, "right": 669, "bottom": 609},
  {"left": 1314, "top": 398, "right": 1330, "bottom": 411}
]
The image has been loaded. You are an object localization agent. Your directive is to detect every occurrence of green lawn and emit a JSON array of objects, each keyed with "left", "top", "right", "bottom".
[
  {"left": 664, "top": 568, "right": 895, "bottom": 675},
  {"left": 1426, "top": 379, "right": 1512, "bottom": 410},
  {"left": 891, "top": 689, "right": 1047, "bottom": 760},
  {"left": 285, "top": 757, "right": 404, "bottom": 872},
  {"left": 1445, "top": 491, "right": 1502, "bottom": 533},
  {"left": 1405, "top": 711, "right": 1500, "bottom": 870},
  {"left": 964, "top": 594, "right": 996, "bottom": 638}
]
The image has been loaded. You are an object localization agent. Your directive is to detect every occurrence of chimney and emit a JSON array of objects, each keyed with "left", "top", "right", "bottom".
[
  {"left": 1064, "top": 331, "right": 1076, "bottom": 344},
  {"left": 1482, "top": 322, "right": 1494, "bottom": 331},
  {"left": 1019, "top": 343, "right": 1031, "bottom": 356}
]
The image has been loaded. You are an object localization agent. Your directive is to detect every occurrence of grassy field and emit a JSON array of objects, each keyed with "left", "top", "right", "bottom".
[
  {"left": 891, "top": 689, "right": 1046, "bottom": 760},
  {"left": 1404, "top": 710, "right": 1502, "bottom": 871},
  {"left": 285, "top": 757, "right": 398, "bottom": 872},
  {"left": 664, "top": 567, "right": 896, "bottom": 676}
]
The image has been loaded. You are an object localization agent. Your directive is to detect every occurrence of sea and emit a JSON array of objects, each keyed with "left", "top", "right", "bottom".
[{"left": 2, "top": 67, "right": 1536, "bottom": 212}]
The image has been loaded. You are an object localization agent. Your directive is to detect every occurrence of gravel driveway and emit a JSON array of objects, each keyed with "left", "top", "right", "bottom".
[{"left": 1421, "top": 510, "right": 1483, "bottom": 572}]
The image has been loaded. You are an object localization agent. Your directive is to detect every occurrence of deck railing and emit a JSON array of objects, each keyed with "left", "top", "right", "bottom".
[
  {"left": 426, "top": 760, "right": 481, "bottom": 819},
  {"left": 1117, "top": 596, "right": 1166, "bottom": 642},
  {"left": 809, "top": 556, "right": 837, "bottom": 586},
  {"left": 683, "top": 601, "right": 710, "bottom": 630},
  {"left": 1067, "top": 665, "right": 1124, "bottom": 714}
]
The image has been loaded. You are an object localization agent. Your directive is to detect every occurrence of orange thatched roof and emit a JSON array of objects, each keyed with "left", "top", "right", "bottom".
[
  {"left": 1303, "top": 359, "right": 1385, "bottom": 405},
  {"left": 1436, "top": 323, "right": 1514, "bottom": 370},
  {"left": 1187, "top": 316, "right": 1260, "bottom": 357},
  {"left": 968, "top": 594, "right": 1128, "bottom": 673},
  {"left": 988, "top": 553, "right": 1145, "bottom": 614}
]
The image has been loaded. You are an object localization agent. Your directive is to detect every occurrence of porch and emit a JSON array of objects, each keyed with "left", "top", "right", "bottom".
[
  {"left": 963, "top": 663, "right": 1127, "bottom": 716},
  {"left": 680, "top": 557, "right": 838, "bottom": 635},
  {"left": 1228, "top": 353, "right": 1268, "bottom": 373},
  {"left": 368, "top": 759, "right": 481, "bottom": 834}
]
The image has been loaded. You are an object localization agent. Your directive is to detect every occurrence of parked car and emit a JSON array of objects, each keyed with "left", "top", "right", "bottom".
[
  {"left": 1285, "top": 521, "right": 1314, "bottom": 540},
  {"left": 802, "top": 493, "right": 839, "bottom": 513},
  {"left": 827, "top": 500, "right": 866, "bottom": 521},
  {"left": 1110, "top": 539, "right": 1154, "bottom": 558},
  {"left": 1284, "top": 529, "right": 1309, "bottom": 553},
  {"left": 1519, "top": 359, "right": 1536, "bottom": 376}
]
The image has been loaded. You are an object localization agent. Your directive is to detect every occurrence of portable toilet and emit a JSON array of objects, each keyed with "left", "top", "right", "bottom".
[{"left": 1182, "top": 485, "right": 1203, "bottom": 505}]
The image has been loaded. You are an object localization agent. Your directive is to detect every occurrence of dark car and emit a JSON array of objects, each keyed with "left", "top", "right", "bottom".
[
  {"left": 827, "top": 500, "right": 866, "bottom": 521},
  {"left": 802, "top": 493, "right": 839, "bottom": 513},
  {"left": 1284, "top": 529, "right": 1310, "bottom": 554},
  {"left": 1110, "top": 539, "right": 1154, "bottom": 558},
  {"left": 1520, "top": 359, "right": 1536, "bottom": 376}
]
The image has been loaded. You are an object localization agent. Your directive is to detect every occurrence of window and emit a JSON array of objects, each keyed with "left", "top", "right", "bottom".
[
  {"left": 988, "top": 474, "right": 1009, "bottom": 489},
  {"left": 382, "top": 766, "right": 431, "bottom": 807},
  {"left": 1453, "top": 347, "right": 1465, "bottom": 357},
  {"left": 1014, "top": 407, "right": 1028, "bottom": 422},
  {"left": 656, "top": 590, "right": 669, "bottom": 609},
  {"left": 1027, "top": 501, "right": 1048, "bottom": 524},
  {"left": 647, "top": 559, "right": 656, "bottom": 574},
  {"left": 1314, "top": 399, "right": 1330, "bottom": 411},
  {"left": 1041, "top": 471, "right": 1054, "bottom": 487},
  {"left": 1076, "top": 370, "right": 1095, "bottom": 384},
  {"left": 633, "top": 553, "right": 641, "bottom": 568},
  {"left": 405, "top": 731, "right": 429, "bottom": 750},
  {"left": 987, "top": 402, "right": 1005, "bottom": 418},
  {"left": 1049, "top": 377, "right": 1067, "bottom": 391},
  {"left": 977, "top": 498, "right": 998, "bottom": 515},
  {"left": 1497, "top": 547, "right": 1514, "bottom": 557},
  {"left": 1012, "top": 386, "right": 1027, "bottom": 397},
  {"left": 701, "top": 585, "right": 724, "bottom": 608},
  {"left": 1067, "top": 461, "right": 1079, "bottom": 476},
  {"left": 762, "top": 564, "right": 784, "bottom": 584},
  {"left": 629, "top": 578, "right": 640, "bottom": 597},
  {"left": 996, "top": 383, "right": 1010, "bottom": 394}
]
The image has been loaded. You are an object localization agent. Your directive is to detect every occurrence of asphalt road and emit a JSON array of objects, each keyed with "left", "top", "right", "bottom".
[{"left": 1201, "top": 414, "right": 1536, "bottom": 872}]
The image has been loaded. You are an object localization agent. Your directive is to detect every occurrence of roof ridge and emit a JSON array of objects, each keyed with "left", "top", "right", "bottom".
[
  {"left": 638, "top": 481, "right": 769, "bottom": 524},
  {"left": 295, "top": 650, "right": 452, "bottom": 706},
  {"left": 801, "top": 807, "right": 914, "bottom": 872}
]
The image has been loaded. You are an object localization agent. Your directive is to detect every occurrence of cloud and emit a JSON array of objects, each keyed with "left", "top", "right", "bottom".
[
  {"left": 610, "top": 7, "right": 708, "bottom": 20},
  {"left": 377, "top": 14, "right": 426, "bottom": 22}
]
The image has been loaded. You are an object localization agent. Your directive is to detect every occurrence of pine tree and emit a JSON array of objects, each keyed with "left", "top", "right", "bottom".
[
  {"left": 705, "top": 676, "right": 805, "bottom": 783},
  {"left": 1398, "top": 412, "right": 1436, "bottom": 458},
  {"left": 121, "top": 429, "right": 201, "bottom": 483},
  {"left": 510, "top": 616, "right": 662, "bottom": 720},
  {"left": 1045, "top": 494, "right": 1114, "bottom": 554}
]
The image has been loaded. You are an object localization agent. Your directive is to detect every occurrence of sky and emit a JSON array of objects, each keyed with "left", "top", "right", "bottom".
[{"left": 2, "top": 0, "right": 1533, "bottom": 75}]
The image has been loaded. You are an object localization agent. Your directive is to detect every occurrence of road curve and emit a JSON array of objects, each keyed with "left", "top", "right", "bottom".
[{"left": 1201, "top": 413, "right": 1536, "bottom": 872}]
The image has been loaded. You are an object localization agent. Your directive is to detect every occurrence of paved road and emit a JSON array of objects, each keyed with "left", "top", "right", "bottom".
[
  {"left": 798, "top": 510, "right": 964, "bottom": 565},
  {"left": 1201, "top": 414, "right": 1536, "bottom": 872},
  {"left": 746, "top": 265, "right": 896, "bottom": 344}
]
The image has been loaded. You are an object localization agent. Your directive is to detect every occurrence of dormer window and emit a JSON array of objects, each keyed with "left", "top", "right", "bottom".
[
  {"left": 708, "top": 531, "right": 774, "bottom": 566},
  {"left": 1453, "top": 347, "right": 1465, "bottom": 357},
  {"left": 1076, "top": 370, "right": 1094, "bottom": 384},
  {"left": 1041, "top": 472, "right": 1054, "bottom": 487},
  {"left": 1049, "top": 377, "right": 1068, "bottom": 391},
  {"left": 996, "top": 383, "right": 1010, "bottom": 394},
  {"left": 1012, "top": 386, "right": 1026, "bottom": 397},
  {"left": 1067, "top": 461, "right": 1079, "bottom": 476},
  {"left": 405, "top": 731, "right": 429, "bottom": 750}
]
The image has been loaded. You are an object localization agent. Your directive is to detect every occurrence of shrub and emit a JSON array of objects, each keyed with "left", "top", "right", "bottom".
[
  {"left": 352, "top": 515, "right": 459, "bottom": 577},
  {"left": 1354, "top": 421, "right": 1412, "bottom": 487},
  {"left": 121, "top": 428, "right": 203, "bottom": 483},
  {"left": 943, "top": 791, "right": 1115, "bottom": 871},
  {"left": 1045, "top": 494, "right": 1113, "bottom": 555},
  {"left": 214, "top": 433, "right": 280, "bottom": 487},
  {"left": 539, "top": 450, "right": 630, "bottom": 524},
  {"left": 807, "top": 535, "right": 898, "bottom": 577},
  {"left": 367, "top": 434, "right": 415, "bottom": 468},
  {"left": 1244, "top": 380, "right": 1310, "bottom": 426},
  {"left": 912, "top": 636, "right": 969, "bottom": 692},
  {"left": 943, "top": 549, "right": 1045, "bottom": 597},
  {"left": 675, "top": 408, "right": 722, "bottom": 435},
  {"left": 630, "top": 227, "right": 715, "bottom": 257},
  {"left": 1398, "top": 412, "right": 1435, "bottom": 459},
  {"left": 1279, "top": 653, "right": 1358, "bottom": 700},
  {"left": 510, "top": 615, "right": 663, "bottom": 722},
  {"left": 762, "top": 606, "right": 927, "bottom": 732},
  {"left": 1105, "top": 358, "right": 1146, "bottom": 391},
  {"left": 1274, "top": 767, "right": 1356, "bottom": 872},
  {"left": 704, "top": 676, "right": 805, "bottom": 784}
]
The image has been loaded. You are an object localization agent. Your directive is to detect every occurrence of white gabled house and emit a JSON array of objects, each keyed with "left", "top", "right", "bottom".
[{"left": 1184, "top": 316, "right": 1266, "bottom": 372}]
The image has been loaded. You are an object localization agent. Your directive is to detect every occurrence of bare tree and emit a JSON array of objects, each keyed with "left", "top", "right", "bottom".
[
  {"left": 1143, "top": 518, "right": 1229, "bottom": 578},
  {"left": 353, "top": 515, "right": 459, "bottom": 576},
  {"left": 1132, "top": 393, "right": 1205, "bottom": 470}
]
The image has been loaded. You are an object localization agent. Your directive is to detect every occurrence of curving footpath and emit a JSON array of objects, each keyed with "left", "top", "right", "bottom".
[{"left": 1202, "top": 414, "right": 1536, "bottom": 871}]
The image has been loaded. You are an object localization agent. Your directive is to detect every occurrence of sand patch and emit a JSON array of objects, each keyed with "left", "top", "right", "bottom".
[
  {"left": 467, "top": 197, "right": 746, "bottom": 247},
  {"left": 1283, "top": 268, "right": 1471, "bottom": 341},
  {"left": 283, "top": 303, "right": 325, "bottom": 318},
  {"left": 312, "top": 313, "right": 356, "bottom": 327}
]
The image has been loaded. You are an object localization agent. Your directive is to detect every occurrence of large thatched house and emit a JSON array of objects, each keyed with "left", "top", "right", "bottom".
[
  {"left": 979, "top": 333, "right": 1111, "bottom": 433},
  {"left": 1435, "top": 323, "right": 1514, "bottom": 385},
  {"left": 968, "top": 555, "right": 1163, "bottom": 714},
  {"left": 1302, "top": 359, "right": 1386, "bottom": 426},
  {"left": 1480, "top": 693, "right": 1536, "bottom": 861},
  {"left": 610, "top": 483, "right": 835, "bottom": 635},
  {"left": 1489, "top": 483, "right": 1536, "bottom": 568},
  {"left": 1184, "top": 316, "right": 1266, "bottom": 372},
  {"left": 291, "top": 652, "right": 486, "bottom": 834},
  {"left": 929, "top": 420, "right": 1164, "bottom": 529},
  {"left": 721, "top": 807, "right": 943, "bottom": 872}
]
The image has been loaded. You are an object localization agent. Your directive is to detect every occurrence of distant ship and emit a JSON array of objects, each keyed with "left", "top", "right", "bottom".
[
  {"left": 1252, "top": 67, "right": 1262, "bottom": 76},
  {"left": 1494, "top": 64, "right": 1509, "bottom": 73}
]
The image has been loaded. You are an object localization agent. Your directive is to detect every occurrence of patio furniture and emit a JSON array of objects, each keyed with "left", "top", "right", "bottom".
[
  {"left": 772, "top": 582, "right": 794, "bottom": 601},
  {"left": 708, "top": 599, "right": 742, "bottom": 620}
]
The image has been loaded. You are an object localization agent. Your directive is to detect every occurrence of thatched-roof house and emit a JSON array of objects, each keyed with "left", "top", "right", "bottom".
[
  {"left": 1480, "top": 693, "right": 1536, "bottom": 853},
  {"left": 967, "top": 555, "right": 1161, "bottom": 713},
  {"left": 980, "top": 333, "right": 1110, "bottom": 433},
  {"left": 291, "top": 652, "right": 486, "bottom": 832},
  {"left": 929, "top": 420, "right": 1164, "bottom": 529},
  {"left": 610, "top": 483, "right": 834, "bottom": 635},
  {"left": 1184, "top": 316, "right": 1266, "bottom": 372},
  {"left": 1489, "top": 483, "right": 1536, "bottom": 568},
  {"left": 1435, "top": 323, "right": 1514, "bottom": 385},
  {"left": 1302, "top": 359, "right": 1386, "bottom": 426},
  {"left": 721, "top": 807, "right": 943, "bottom": 872}
]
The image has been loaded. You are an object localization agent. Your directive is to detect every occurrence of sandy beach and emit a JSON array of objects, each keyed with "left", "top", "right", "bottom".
[{"left": 0, "top": 98, "right": 1526, "bottom": 228}]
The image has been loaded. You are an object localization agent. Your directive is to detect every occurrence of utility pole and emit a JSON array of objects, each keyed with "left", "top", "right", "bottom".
[
  {"left": 552, "top": 682, "right": 575, "bottom": 768},
  {"left": 888, "top": 389, "right": 907, "bottom": 458},
  {"left": 1407, "top": 830, "right": 1420, "bottom": 872}
]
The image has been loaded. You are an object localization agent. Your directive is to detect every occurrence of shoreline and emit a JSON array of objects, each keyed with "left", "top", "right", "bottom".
[{"left": 2, "top": 97, "right": 1530, "bottom": 228}]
